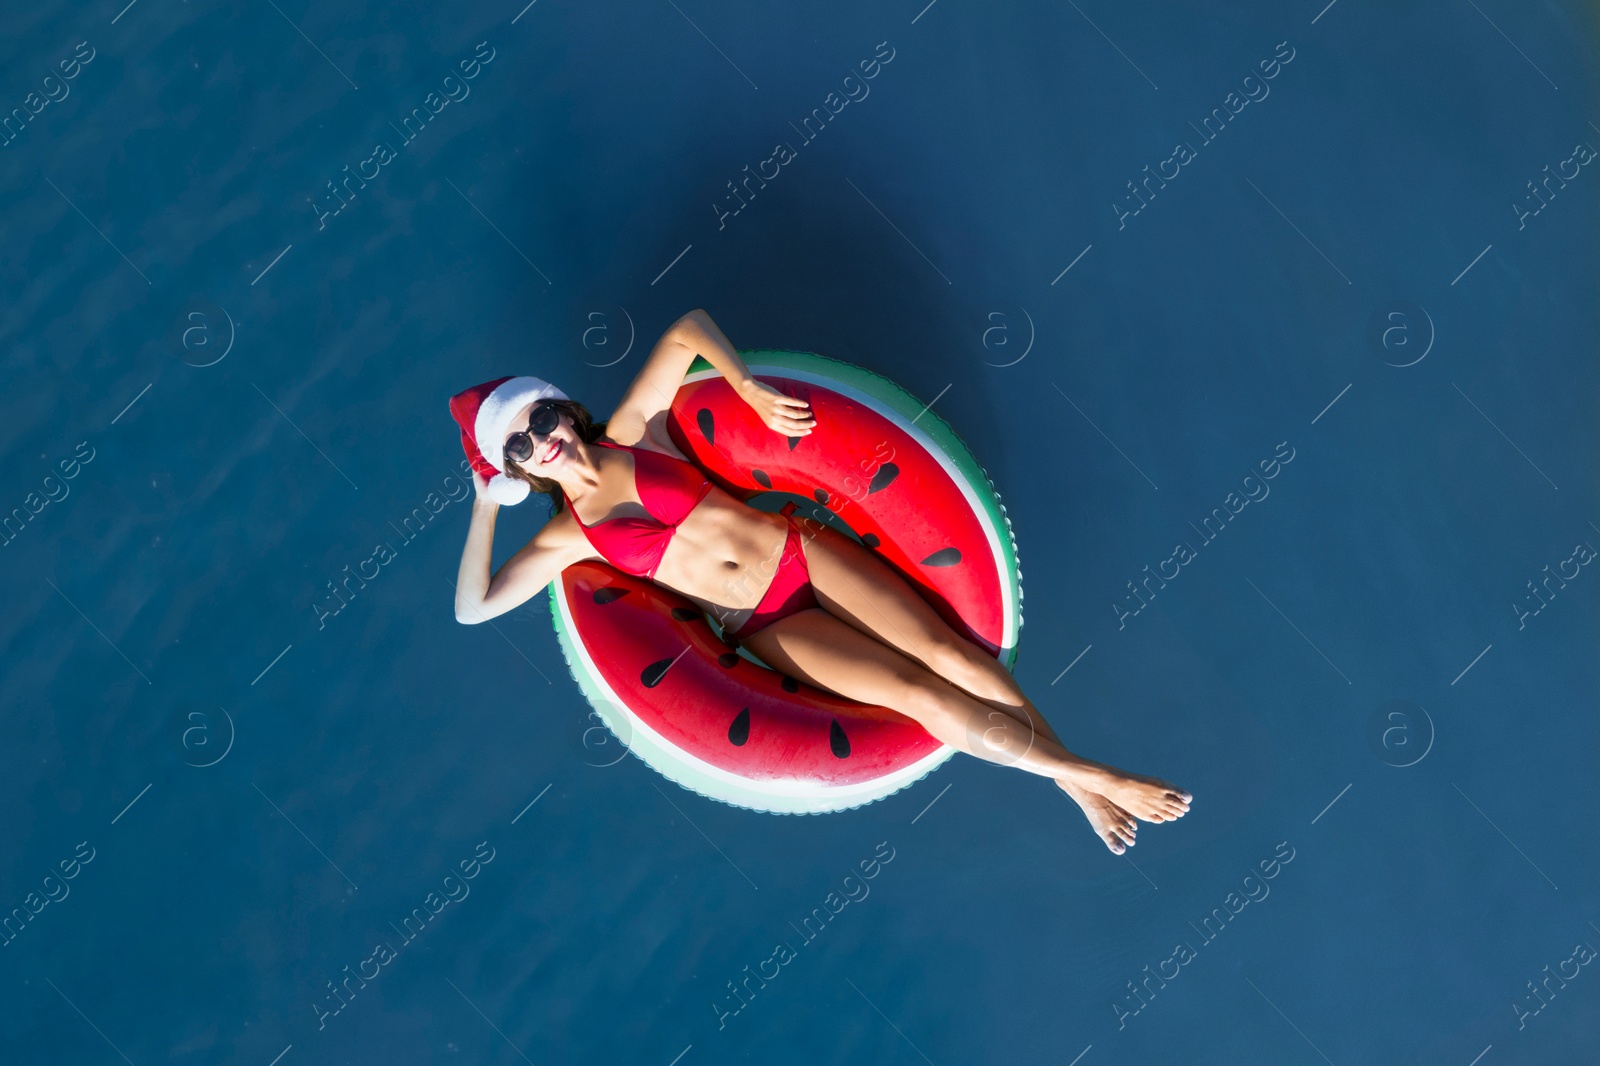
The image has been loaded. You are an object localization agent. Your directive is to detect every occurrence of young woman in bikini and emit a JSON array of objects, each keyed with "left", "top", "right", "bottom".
[{"left": 451, "top": 308, "right": 1191, "bottom": 853}]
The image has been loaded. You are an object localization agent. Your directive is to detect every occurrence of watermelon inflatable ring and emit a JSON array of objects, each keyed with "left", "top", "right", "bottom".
[{"left": 550, "top": 349, "right": 1024, "bottom": 814}]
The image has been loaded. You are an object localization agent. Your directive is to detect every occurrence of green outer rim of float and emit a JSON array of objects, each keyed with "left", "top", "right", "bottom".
[{"left": 546, "top": 349, "right": 1023, "bottom": 815}]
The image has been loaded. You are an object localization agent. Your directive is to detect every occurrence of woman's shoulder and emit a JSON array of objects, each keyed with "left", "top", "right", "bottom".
[
  {"left": 600, "top": 412, "right": 691, "bottom": 463},
  {"left": 535, "top": 506, "right": 602, "bottom": 563},
  {"left": 535, "top": 505, "right": 583, "bottom": 545}
]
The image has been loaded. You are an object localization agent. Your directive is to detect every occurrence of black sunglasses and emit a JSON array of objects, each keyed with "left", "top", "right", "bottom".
[{"left": 505, "top": 402, "right": 562, "bottom": 464}]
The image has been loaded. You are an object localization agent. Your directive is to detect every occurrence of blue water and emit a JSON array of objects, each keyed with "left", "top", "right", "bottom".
[{"left": 3, "top": 1, "right": 1597, "bottom": 1063}]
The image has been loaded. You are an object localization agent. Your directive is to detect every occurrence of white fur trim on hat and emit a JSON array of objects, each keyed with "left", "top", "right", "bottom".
[
  {"left": 488, "top": 472, "right": 532, "bottom": 505},
  {"left": 476, "top": 375, "right": 569, "bottom": 473}
]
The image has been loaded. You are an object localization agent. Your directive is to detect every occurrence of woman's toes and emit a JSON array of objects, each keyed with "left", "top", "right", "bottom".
[{"left": 1104, "top": 832, "right": 1126, "bottom": 854}]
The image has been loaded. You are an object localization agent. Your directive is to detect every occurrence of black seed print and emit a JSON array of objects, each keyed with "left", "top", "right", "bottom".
[
  {"left": 829, "top": 719, "right": 851, "bottom": 758},
  {"left": 641, "top": 658, "right": 675, "bottom": 688},
  {"left": 868, "top": 463, "right": 899, "bottom": 493}
]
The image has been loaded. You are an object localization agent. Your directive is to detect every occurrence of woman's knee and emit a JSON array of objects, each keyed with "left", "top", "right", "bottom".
[
  {"left": 752, "top": 614, "right": 942, "bottom": 715},
  {"left": 924, "top": 638, "right": 1018, "bottom": 703},
  {"left": 892, "top": 668, "right": 975, "bottom": 729}
]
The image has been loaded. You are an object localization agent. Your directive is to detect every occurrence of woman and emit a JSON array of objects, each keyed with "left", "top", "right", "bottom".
[{"left": 451, "top": 309, "right": 1190, "bottom": 853}]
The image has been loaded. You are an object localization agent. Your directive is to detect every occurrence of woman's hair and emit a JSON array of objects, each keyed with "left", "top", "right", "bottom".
[{"left": 501, "top": 398, "right": 608, "bottom": 516}]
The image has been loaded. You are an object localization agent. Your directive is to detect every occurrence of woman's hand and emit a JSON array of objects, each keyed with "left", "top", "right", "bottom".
[
  {"left": 469, "top": 467, "right": 493, "bottom": 502},
  {"left": 739, "top": 378, "right": 815, "bottom": 436}
]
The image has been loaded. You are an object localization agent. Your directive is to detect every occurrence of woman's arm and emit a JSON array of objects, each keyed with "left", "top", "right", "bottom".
[
  {"left": 454, "top": 479, "right": 501, "bottom": 622},
  {"left": 454, "top": 471, "right": 585, "bottom": 623},
  {"left": 607, "top": 308, "right": 814, "bottom": 444}
]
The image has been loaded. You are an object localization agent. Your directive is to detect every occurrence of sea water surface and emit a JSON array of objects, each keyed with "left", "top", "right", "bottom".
[{"left": 1, "top": 1, "right": 1596, "bottom": 1063}]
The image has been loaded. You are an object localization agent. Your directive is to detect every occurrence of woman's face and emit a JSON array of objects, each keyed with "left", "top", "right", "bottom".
[{"left": 506, "top": 401, "right": 574, "bottom": 472}]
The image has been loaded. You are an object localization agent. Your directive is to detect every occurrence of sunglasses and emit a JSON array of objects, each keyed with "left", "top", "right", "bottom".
[{"left": 504, "top": 402, "right": 562, "bottom": 464}]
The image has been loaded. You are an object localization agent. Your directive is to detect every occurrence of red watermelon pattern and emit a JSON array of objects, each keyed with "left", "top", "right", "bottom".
[{"left": 550, "top": 351, "right": 1022, "bottom": 813}]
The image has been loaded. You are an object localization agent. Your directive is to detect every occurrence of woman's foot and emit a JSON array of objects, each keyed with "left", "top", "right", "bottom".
[
  {"left": 1057, "top": 778, "right": 1138, "bottom": 854},
  {"left": 1082, "top": 766, "right": 1191, "bottom": 825}
]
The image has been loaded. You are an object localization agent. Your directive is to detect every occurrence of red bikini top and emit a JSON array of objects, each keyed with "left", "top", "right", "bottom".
[{"left": 564, "top": 440, "right": 714, "bottom": 579}]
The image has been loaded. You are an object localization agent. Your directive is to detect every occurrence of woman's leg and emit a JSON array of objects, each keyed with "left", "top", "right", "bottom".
[
  {"left": 738, "top": 607, "right": 1189, "bottom": 823},
  {"left": 965, "top": 686, "right": 1144, "bottom": 852},
  {"left": 791, "top": 520, "right": 1190, "bottom": 836},
  {"left": 914, "top": 650, "right": 1162, "bottom": 852}
]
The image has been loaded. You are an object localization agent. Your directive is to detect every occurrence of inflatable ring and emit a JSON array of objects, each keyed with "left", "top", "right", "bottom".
[{"left": 550, "top": 349, "right": 1023, "bottom": 814}]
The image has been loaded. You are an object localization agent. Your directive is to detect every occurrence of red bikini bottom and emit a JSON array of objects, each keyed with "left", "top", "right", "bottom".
[{"left": 728, "top": 501, "right": 820, "bottom": 641}]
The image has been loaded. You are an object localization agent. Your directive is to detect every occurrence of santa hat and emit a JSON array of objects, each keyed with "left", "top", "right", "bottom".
[{"left": 449, "top": 375, "right": 570, "bottom": 505}]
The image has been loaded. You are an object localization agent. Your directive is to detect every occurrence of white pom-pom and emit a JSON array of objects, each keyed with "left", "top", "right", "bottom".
[{"left": 488, "top": 473, "right": 531, "bottom": 505}]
